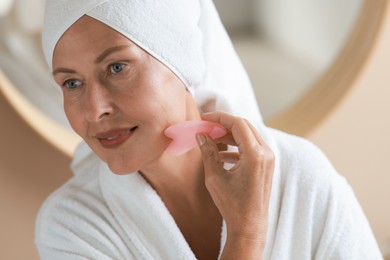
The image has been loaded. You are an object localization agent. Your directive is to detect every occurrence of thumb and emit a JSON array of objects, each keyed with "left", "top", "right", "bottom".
[{"left": 196, "top": 133, "right": 223, "bottom": 178}]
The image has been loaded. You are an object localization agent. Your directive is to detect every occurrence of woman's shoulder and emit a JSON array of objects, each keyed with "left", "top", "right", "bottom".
[
  {"left": 269, "top": 128, "right": 331, "bottom": 163},
  {"left": 35, "top": 167, "right": 102, "bottom": 236},
  {"left": 268, "top": 127, "right": 341, "bottom": 184},
  {"left": 34, "top": 161, "right": 132, "bottom": 258},
  {"left": 265, "top": 128, "right": 382, "bottom": 259},
  {"left": 35, "top": 161, "right": 106, "bottom": 241},
  {"left": 266, "top": 127, "right": 351, "bottom": 232},
  {"left": 35, "top": 142, "right": 106, "bottom": 232}
]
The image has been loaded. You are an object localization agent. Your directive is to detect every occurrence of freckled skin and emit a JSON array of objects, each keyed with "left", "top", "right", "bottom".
[
  {"left": 52, "top": 15, "right": 271, "bottom": 260},
  {"left": 52, "top": 16, "right": 224, "bottom": 260},
  {"left": 52, "top": 16, "right": 200, "bottom": 174}
]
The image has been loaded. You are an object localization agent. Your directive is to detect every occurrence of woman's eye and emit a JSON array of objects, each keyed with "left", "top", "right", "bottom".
[
  {"left": 63, "top": 79, "right": 82, "bottom": 90},
  {"left": 110, "top": 63, "right": 125, "bottom": 74}
]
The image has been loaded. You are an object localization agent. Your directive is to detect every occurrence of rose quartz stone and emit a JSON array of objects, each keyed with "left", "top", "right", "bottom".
[{"left": 164, "top": 120, "right": 227, "bottom": 156}]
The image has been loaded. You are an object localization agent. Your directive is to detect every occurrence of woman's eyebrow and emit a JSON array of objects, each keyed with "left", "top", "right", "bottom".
[
  {"left": 94, "top": 45, "right": 131, "bottom": 64},
  {"left": 52, "top": 45, "right": 131, "bottom": 76},
  {"left": 52, "top": 68, "right": 77, "bottom": 76}
]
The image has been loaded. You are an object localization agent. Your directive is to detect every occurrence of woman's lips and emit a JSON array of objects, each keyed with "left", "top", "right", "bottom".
[{"left": 96, "top": 127, "right": 137, "bottom": 149}]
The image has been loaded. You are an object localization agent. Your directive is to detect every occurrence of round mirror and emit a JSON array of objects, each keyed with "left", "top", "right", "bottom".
[
  {"left": 0, "top": 0, "right": 387, "bottom": 157},
  {"left": 214, "top": 0, "right": 387, "bottom": 134}
]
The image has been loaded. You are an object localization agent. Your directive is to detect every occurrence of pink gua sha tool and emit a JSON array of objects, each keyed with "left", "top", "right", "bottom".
[{"left": 164, "top": 120, "right": 227, "bottom": 156}]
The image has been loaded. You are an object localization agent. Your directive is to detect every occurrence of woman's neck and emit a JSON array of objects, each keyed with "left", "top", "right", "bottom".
[
  {"left": 140, "top": 146, "right": 223, "bottom": 260},
  {"left": 139, "top": 147, "right": 207, "bottom": 206},
  {"left": 138, "top": 92, "right": 210, "bottom": 204}
]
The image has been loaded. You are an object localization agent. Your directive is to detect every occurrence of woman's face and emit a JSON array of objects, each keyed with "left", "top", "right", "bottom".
[{"left": 52, "top": 16, "right": 199, "bottom": 174}]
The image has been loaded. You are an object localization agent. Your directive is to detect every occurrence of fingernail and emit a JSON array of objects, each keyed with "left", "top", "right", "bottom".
[{"left": 196, "top": 133, "right": 206, "bottom": 146}]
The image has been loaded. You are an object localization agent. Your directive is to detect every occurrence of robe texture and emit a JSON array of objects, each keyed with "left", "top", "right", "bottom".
[{"left": 35, "top": 128, "right": 383, "bottom": 259}]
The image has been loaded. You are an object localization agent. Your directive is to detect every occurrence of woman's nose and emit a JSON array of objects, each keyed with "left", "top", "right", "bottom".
[{"left": 84, "top": 81, "right": 114, "bottom": 122}]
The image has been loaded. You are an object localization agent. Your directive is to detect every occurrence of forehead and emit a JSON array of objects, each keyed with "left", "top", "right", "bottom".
[
  {"left": 64, "top": 15, "right": 119, "bottom": 36},
  {"left": 53, "top": 16, "right": 135, "bottom": 62}
]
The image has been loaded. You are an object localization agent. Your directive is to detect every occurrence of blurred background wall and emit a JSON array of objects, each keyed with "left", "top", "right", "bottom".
[
  {"left": 307, "top": 6, "right": 390, "bottom": 253},
  {"left": 1, "top": 0, "right": 389, "bottom": 259},
  {"left": 0, "top": 94, "right": 72, "bottom": 259}
]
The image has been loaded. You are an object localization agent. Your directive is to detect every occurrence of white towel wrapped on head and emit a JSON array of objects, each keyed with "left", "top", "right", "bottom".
[{"left": 42, "top": 0, "right": 263, "bottom": 126}]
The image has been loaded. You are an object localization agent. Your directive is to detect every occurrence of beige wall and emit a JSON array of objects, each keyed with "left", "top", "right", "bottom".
[
  {"left": 0, "top": 95, "right": 72, "bottom": 260},
  {"left": 308, "top": 1, "right": 390, "bottom": 253}
]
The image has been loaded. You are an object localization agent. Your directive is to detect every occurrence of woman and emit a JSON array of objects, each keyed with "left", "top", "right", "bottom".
[{"left": 36, "top": 0, "right": 382, "bottom": 259}]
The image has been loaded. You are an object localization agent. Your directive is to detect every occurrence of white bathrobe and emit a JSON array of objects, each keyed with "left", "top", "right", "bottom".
[
  {"left": 37, "top": 0, "right": 382, "bottom": 259},
  {"left": 35, "top": 127, "right": 382, "bottom": 259}
]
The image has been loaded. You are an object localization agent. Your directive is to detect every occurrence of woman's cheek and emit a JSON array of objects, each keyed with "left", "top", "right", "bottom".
[{"left": 64, "top": 104, "right": 85, "bottom": 136}]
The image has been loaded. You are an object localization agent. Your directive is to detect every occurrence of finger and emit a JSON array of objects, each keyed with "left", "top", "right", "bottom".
[
  {"left": 201, "top": 111, "right": 238, "bottom": 131},
  {"left": 202, "top": 111, "right": 260, "bottom": 155},
  {"left": 214, "top": 123, "right": 265, "bottom": 148},
  {"left": 196, "top": 133, "right": 224, "bottom": 178},
  {"left": 203, "top": 111, "right": 265, "bottom": 146},
  {"left": 244, "top": 119, "right": 267, "bottom": 147},
  {"left": 214, "top": 132, "right": 237, "bottom": 146},
  {"left": 219, "top": 151, "right": 240, "bottom": 164}
]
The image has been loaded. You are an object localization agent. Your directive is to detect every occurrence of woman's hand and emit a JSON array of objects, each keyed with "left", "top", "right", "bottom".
[{"left": 196, "top": 111, "right": 275, "bottom": 258}]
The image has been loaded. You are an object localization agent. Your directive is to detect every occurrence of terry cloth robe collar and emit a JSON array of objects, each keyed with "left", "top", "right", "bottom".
[{"left": 98, "top": 162, "right": 229, "bottom": 259}]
